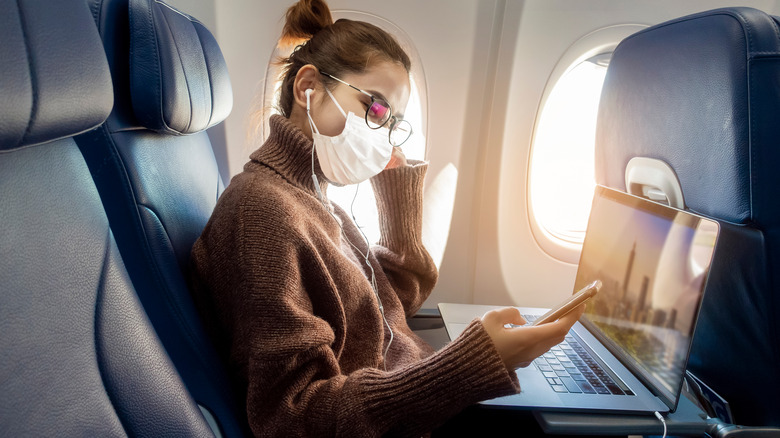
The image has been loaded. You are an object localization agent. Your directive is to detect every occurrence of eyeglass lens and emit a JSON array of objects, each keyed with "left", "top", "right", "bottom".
[
  {"left": 364, "top": 96, "right": 412, "bottom": 147},
  {"left": 366, "top": 100, "right": 391, "bottom": 128},
  {"left": 389, "top": 119, "right": 412, "bottom": 147}
]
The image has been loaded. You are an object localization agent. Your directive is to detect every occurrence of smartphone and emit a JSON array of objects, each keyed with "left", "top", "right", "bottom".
[{"left": 530, "top": 279, "right": 601, "bottom": 326}]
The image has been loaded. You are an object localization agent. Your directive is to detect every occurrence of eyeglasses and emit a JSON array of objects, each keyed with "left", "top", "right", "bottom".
[{"left": 320, "top": 71, "right": 413, "bottom": 147}]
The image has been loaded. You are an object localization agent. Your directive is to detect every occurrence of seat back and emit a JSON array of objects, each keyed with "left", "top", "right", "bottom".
[
  {"left": 77, "top": 0, "right": 247, "bottom": 435},
  {"left": 596, "top": 7, "right": 780, "bottom": 426},
  {"left": 0, "top": 0, "right": 213, "bottom": 435}
]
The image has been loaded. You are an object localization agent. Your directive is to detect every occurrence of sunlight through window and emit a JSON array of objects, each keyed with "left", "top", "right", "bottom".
[{"left": 529, "top": 55, "right": 609, "bottom": 246}]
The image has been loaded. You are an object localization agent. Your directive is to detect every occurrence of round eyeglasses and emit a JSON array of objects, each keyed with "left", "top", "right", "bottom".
[{"left": 320, "top": 71, "right": 413, "bottom": 147}]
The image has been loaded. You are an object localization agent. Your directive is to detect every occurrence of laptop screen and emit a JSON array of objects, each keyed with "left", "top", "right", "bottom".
[{"left": 574, "top": 185, "right": 718, "bottom": 407}]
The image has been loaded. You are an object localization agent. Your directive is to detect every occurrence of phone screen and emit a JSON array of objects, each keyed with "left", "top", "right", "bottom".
[{"left": 530, "top": 280, "right": 601, "bottom": 326}]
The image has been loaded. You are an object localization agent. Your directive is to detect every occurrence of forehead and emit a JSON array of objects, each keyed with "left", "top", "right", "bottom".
[{"left": 339, "top": 61, "right": 410, "bottom": 112}]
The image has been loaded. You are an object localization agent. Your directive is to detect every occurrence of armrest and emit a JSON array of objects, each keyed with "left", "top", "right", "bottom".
[
  {"left": 411, "top": 308, "right": 442, "bottom": 318},
  {"left": 407, "top": 308, "right": 448, "bottom": 349},
  {"left": 708, "top": 422, "right": 780, "bottom": 438},
  {"left": 407, "top": 308, "right": 444, "bottom": 331}
]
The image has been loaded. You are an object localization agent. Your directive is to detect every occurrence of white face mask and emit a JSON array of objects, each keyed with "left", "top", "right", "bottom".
[{"left": 306, "top": 88, "right": 392, "bottom": 186}]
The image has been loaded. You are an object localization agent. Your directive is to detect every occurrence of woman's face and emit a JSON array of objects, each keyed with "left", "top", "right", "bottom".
[{"left": 310, "top": 60, "right": 411, "bottom": 138}]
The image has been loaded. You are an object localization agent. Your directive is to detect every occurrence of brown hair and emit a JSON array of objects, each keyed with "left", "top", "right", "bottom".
[{"left": 276, "top": 0, "right": 412, "bottom": 117}]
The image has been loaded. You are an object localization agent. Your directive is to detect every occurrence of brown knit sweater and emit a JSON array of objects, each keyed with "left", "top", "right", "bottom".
[{"left": 189, "top": 115, "right": 519, "bottom": 437}]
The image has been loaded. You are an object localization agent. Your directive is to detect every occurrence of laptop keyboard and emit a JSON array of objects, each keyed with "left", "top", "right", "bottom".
[{"left": 526, "top": 315, "right": 634, "bottom": 396}]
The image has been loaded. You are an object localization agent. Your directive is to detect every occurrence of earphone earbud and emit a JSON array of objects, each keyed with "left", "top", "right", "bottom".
[{"left": 305, "top": 88, "right": 314, "bottom": 111}]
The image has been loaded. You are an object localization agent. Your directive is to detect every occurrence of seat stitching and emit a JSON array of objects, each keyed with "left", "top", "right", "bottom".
[
  {"left": 15, "top": 0, "right": 37, "bottom": 148},
  {"left": 194, "top": 23, "right": 216, "bottom": 129},
  {"left": 93, "top": 228, "right": 127, "bottom": 433},
  {"left": 130, "top": 0, "right": 163, "bottom": 132},
  {"left": 157, "top": 6, "right": 195, "bottom": 133}
]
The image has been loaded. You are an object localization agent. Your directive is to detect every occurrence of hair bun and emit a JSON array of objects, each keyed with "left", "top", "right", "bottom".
[{"left": 280, "top": 0, "right": 334, "bottom": 47}]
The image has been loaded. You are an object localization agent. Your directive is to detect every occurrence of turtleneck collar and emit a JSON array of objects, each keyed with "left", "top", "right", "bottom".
[{"left": 249, "top": 115, "right": 328, "bottom": 198}]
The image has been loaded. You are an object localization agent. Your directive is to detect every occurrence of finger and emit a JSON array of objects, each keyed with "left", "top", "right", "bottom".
[
  {"left": 530, "top": 308, "right": 581, "bottom": 344},
  {"left": 506, "top": 310, "right": 527, "bottom": 327},
  {"left": 525, "top": 314, "right": 574, "bottom": 340},
  {"left": 395, "top": 148, "right": 408, "bottom": 165},
  {"left": 484, "top": 307, "right": 525, "bottom": 326},
  {"left": 556, "top": 303, "right": 585, "bottom": 326},
  {"left": 484, "top": 308, "right": 526, "bottom": 331},
  {"left": 385, "top": 147, "right": 408, "bottom": 169},
  {"left": 385, "top": 154, "right": 399, "bottom": 169}
]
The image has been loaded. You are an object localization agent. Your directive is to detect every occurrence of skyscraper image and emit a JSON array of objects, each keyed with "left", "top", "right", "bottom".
[{"left": 622, "top": 241, "right": 637, "bottom": 300}]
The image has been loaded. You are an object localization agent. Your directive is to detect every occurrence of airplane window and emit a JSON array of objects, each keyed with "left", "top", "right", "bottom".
[
  {"left": 261, "top": 11, "right": 428, "bottom": 245},
  {"left": 528, "top": 54, "right": 609, "bottom": 248}
]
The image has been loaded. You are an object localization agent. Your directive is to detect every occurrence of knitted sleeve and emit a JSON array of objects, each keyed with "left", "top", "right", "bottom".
[
  {"left": 246, "top": 315, "right": 519, "bottom": 437},
  {"left": 228, "top": 194, "right": 518, "bottom": 437},
  {"left": 369, "top": 161, "right": 438, "bottom": 316}
]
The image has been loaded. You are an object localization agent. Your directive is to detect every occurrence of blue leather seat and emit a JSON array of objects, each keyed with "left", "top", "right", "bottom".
[
  {"left": 0, "top": 0, "right": 213, "bottom": 435},
  {"left": 76, "top": 0, "right": 248, "bottom": 436},
  {"left": 596, "top": 7, "right": 780, "bottom": 427}
]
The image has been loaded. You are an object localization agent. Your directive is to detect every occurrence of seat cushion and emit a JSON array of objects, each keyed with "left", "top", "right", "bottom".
[{"left": 0, "top": 139, "right": 213, "bottom": 437}]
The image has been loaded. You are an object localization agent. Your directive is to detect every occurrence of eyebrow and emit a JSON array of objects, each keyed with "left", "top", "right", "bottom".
[{"left": 366, "top": 89, "right": 388, "bottom": 102}]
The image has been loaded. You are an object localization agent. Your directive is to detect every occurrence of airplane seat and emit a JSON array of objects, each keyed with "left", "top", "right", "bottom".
[
  {"left": 76, "top": 0, "right": 249, "bottom": 436},
  {"left": 0, "top": 0, "right": 213, "bottom": 435},
  {"left": 595, "top": 7, "right": 780, "bottom": 427}
]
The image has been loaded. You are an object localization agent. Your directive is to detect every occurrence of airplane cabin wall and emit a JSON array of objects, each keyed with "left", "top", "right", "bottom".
[
  {"left": 165, "top": 0, "right": 780, "bottom": 310},
  {"left": 482, "top": 0, "right": 780, "bottom": 309}
]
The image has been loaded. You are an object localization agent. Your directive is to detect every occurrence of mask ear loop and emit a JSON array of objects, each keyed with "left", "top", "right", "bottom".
[
  {"left": 325, "top": 87, "right": 347, "bottom": 119},
  {"left": 306, "top": 88, "right": 394, "bottom": 370}
]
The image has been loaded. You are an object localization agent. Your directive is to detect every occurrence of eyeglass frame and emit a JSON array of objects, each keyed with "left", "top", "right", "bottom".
[{"left": 319, "top": 71, "right": 413, "bottom": 147}]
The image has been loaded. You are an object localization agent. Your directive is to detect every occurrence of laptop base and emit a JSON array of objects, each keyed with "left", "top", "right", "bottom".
[
  {"left": 438, "top": 302, "right": 669, "bottom": 415},
  {"left": 535, "top": 390, "right": 711, "bottom": 436}
]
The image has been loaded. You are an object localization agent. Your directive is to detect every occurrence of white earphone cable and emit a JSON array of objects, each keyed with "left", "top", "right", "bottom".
[
  {"left": 349, "top": 183, "right": 394, "bottom": 369},
  {"left": 654, "top": 411, "right": 667, "bottom": 438},
  {"left": 314, "top": 183, "right": 394, "bottom": 371},
  {"left": 307, "top": 90, "right": 394, "bottom": 370}
]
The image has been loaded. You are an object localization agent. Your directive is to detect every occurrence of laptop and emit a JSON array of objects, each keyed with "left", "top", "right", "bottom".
[{"left": 438, "top": 185, "right": 719, "bottom": 415}]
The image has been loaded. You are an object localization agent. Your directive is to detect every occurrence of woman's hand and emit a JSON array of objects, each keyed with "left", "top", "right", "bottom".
[
  {"left": 385, "top": 146, "right": 408, "bottom": 169},
  {"left": 481, "top": 305, "right": 584, "bottom": 370}
]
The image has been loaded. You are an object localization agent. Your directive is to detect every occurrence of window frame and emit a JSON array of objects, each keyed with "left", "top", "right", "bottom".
[{"left": 527, "top": 24, "right": 648, "bottom": 264}]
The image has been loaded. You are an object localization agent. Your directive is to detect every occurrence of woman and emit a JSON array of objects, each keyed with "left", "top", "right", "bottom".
[{"left": 189, "top": 0, "right": 582, "bottom": 436}]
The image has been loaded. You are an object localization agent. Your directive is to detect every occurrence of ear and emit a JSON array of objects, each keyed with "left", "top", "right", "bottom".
[{"left": 292, "top": 64, "right": 321, "bottom": 111}]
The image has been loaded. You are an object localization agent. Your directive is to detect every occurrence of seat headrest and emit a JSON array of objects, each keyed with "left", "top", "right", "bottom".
[
  {"left": 595, "top": 7, "right": 780, "bottom": 225},
  {"left": 129, "top": 0, "right": 233, "bottom": 135},
  {"left": 0, "top": 0, "right": 113, "bottom": 150}
]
